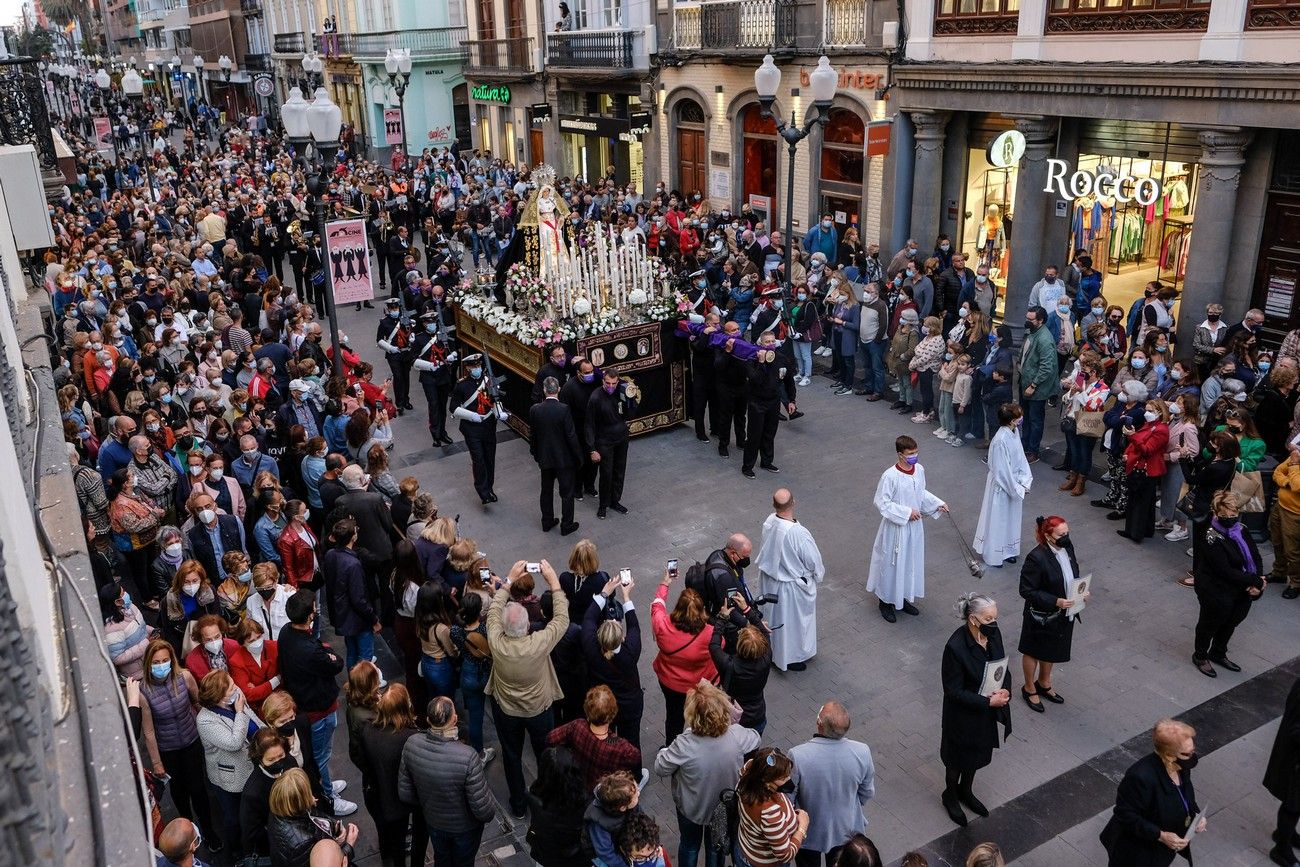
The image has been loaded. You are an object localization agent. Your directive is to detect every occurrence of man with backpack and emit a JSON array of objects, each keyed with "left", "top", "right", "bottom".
[{"left": 686, "top": 533, "right": 754, "bottom": 617}]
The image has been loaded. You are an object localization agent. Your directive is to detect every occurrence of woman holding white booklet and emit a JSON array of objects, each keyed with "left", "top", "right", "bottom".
[{"left": 1018, "top": 515, "right": 1089, "bottom": 714}]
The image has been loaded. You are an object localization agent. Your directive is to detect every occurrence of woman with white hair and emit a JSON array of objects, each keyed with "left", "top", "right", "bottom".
[
  {"left": 580, "top": 573, "right": 644, "bottom": 756},
  {"left": 1091, "top": 378, "right": 1149, "bottom": 516}
]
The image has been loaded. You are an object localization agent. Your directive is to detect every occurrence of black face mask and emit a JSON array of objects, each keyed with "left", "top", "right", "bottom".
[
  {"left": 733, "top": 556, "right": 751, "bottom": 570},
  {"left": 1176, "top": 753, "right": 1199, "bottom": 770},
  {"left": 264, "top": 757, "right": 294, "bottom": 776},
  {"left": 1052, "top": 533, "right": 1070, "bottom": 547},
  {"left": 1218, "top": 516, "right": 1239, "bottom": 527},
  {"left": 1025, "top": 320, "right": 1039, "bottom": 331},
  {"left": 777, "top": 779, "right": 796, "bottom": 794},
  {"left": 276, "top": 720, "right": 296, "bottom": 737},
  {"left": 1207, "top": 314, "right": 1220, "bottom": 322},
  {"left": 978, "top": 621, "right": 998, "bottom": 638}
]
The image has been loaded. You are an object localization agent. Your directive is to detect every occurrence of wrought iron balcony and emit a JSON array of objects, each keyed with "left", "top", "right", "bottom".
[
  {"left": 465, "top": 37, "right": 536, "bottom": 75},
  {"left": 670, "top": 0, "right": 797, "bottom": 52},
  {"left": 0, "top": 57, "right": 58, "bottom": 175},
  {"left": 822, "top": 0, "right": 872, "bottom": 47},
  {"left": 546, "top": 30, "right": 635, "bottom": 68},
  {"left": 347, "top": 27, "right": 469, "bottom": 61},
  {"left": 1045, "top": 0, "right": 1210, "bottom": 32},
  {"left": 242, "top": 52, "right": 271, "bottom": 71},
  {"left": 239, "top": 0, "right": 262, "bottom": 17},
  {"left": 273, "top": 32, "right": 307, "bottom": 55}
]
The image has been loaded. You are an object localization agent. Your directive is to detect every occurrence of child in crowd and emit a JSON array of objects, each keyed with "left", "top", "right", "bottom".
[
  {"left": 583, "top": 771, "right": 643, "bottom": 867},
  {"left": 950, "top": 354, "right": 974, "bottom": 447}
]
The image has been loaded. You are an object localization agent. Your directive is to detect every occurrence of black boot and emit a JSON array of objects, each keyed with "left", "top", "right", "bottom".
[{"left": 941, "top": 789, "right": 967, "bottom": 827}]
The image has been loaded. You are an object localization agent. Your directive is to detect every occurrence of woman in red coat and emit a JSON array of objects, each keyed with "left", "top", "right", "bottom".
[
  {"left": 1118, "top": 398, "right": 1170, "bottom": 544},
  {"left": 276, "top": 500, "right": 319, "bottom": 589},
  {"left": 650, "top": 570, "right": 716, "bottom": 746},
  {"left": 228, "top": 618, "right": 280, "bottom": 716}
]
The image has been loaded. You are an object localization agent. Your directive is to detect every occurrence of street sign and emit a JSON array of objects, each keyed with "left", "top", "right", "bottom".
[
  {"left": 253, "top": 74, "right": 275, "bottom": 98},
  {"left": 866, "top": 120, "right": 892, "bottom": 158},
  {"left": 324, "top": 219, "right": 375, "bottom": 304}
]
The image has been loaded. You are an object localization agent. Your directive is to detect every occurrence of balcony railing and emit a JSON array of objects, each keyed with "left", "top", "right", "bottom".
[
  {"left": 239, "top": 0, "right": 262, "bottom": 17},
  {"left": 347, "top": 27, "right": 469, "bottom": 61},
  {"left": 242, "top": 52, "right": 271, "bottom": 71},
  {"left": 822, "top": 0, "right": 870, "bottom": 47},
  {"left": 314, "top": 33, "right": 357, "bottom": 55},
  {"left": 546, "top": 30, "right": 634, "bottom": 68},
  {"left": 1245, "top": 0, "right": 1300, "bottom": 29},
  {"left": 671, "top": 0, "right": 797, "bottom": 51},
  {"left": 1045, "top": 0, "right": 1210, "bottom": 32},
  {"left": 465, "top": 37, "right": 536, "bottom": 74},
  {"left": 273, "top": 32, "right": 307, "bottom": 55}
]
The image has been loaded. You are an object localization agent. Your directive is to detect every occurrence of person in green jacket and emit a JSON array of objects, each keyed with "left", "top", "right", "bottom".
[{"left": 1019, "top": 306, "right": 1061, "bottom": 463}]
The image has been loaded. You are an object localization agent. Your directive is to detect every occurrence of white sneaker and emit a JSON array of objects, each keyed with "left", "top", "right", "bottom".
[
  {"left": 964, "top": 433, "right": 976, "bottom": 440},
  {"left": 948, "top": 436, "right": 964, "bottom": 447},
  {"left": 802, "top": 376, "right": 812, "bottom": 387},
  {"left": 331, "top": 780, "right": 347, "bottom": 795},
  {"left": 1165, "top": 527, "right": 1189, "bottom": 542},
  {"left": 332, "top": 796, "right": 358, "bottom": 817},
  {"left": 911, "top": 413, "right": 928, "bottom": 423},
  {"left": 481, "top": 746, "right": 497, "bottom": 764}
]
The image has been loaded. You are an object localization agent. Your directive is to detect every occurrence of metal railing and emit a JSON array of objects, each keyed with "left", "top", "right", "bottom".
[
  {"left": 465, "top": 37, "right": 536, "bottom": 73},
  {"left": 273, "top": 32, "right": 307, "bottom": 54},
  {"left": 546, "top": 29, "right": 635, "bottom": 67},
  {"left": 0, "top": 58, "right": 58, "bottom": 174},
  {"left": 671, "top": 0, "right": 797, "bottom": 51},
  {"left": 822, "top": 0, "right": 871, "bottom": 47},
  {"left": 347, "top": 27, "right": 469, "bottom": 60},
  {"left": 314, "top": 33, "right": 357, "bottom": 55},
  {"left": 239, "top": 0, "right": 262, "bottom": 17},
  {"left": 242, "top": 52, "right": 272, "bottom": 71}
]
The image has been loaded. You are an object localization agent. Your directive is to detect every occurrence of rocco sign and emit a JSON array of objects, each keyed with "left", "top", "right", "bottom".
[{"left": 1044, "top": 159, "right": 1163, "bottom": 207}]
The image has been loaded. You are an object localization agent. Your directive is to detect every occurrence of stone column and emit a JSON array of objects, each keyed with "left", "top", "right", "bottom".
[
  {"left": 908, "top": 110, "right": 949, "bottom": 248},
  {"left": 1178, "top": 127, "right": 1253, "bottom": 342},
  {"left": 1004, "top": 115, "right": 1058, "bottom": 350}
]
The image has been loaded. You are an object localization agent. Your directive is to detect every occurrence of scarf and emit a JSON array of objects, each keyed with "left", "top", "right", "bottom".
[
  {"left": 1210, "top": 517, "right": 1257, "bottom": 575},
  {"left": 159, "top": 544, "right": 184, "bottom": 567}
]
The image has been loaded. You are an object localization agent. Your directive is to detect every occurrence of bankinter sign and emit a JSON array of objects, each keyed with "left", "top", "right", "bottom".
[{"left": 1044, "top": 159, "right": 1162, "bottom": 207}]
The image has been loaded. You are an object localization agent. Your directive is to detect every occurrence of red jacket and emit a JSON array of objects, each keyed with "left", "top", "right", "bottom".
[
  {"left": 228, "top": 640, "right": 280, "bottom": 715},
  {"left": 277, "top": 523, "right": 318, "bottom": 588},
  {"left": 184, "top": 637, "right": 241, "bottom": 682},
  {"left": 650, "top": 583, "right": 717, "bottom": 693},
  {"left": 1125, "top": 420, "right": 1169, "bottom": 477}
]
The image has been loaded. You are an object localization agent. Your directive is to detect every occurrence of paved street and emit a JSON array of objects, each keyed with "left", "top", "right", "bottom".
[{"left": 322, "top": 298, "right": 1300, "bottom": 866}]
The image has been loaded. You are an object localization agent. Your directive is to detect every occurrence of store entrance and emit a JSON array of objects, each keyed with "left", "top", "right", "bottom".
[
  {"left": 1066, "top": 154, "right": 1197, "bottom": 315},
  {"left": 822, "top": 193, "right": 860, "bottom": 238}
]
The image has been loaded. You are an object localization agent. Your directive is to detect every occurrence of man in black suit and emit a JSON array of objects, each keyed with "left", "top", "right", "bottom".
[
  {"left": 334, "top": 463, "right": 403, "bottom": 625},
  {"left": 531, "top": 343, "right": 581, "bottom": 405},
  {"left": 529, "top": 376, "right": 581, "bottom": 535},
  {"left": 185, "top": 491, "right": 246, "bottom": 583},
  {"left": 561, "top": 357, "right": 601, "bottom": 499},
  {"left": 586, "top": 368, "right": 639, "bottom": 520},
  {"left": 387, "top": 226, "right": 412, "bottom": 301}
]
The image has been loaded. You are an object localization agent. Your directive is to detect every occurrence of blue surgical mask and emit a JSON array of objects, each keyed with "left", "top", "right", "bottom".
[
  {"left": 161, "top": 393, "right": 173, "bottom": 404},
  {"left": 904, "top": 454, "right": 919, "bottom": 466},
  {"left": 468, "top": 367, "right": 482, "bottom": 379},
  {"left": 237, "top": 570, "right": 253, "bottom": 584},
  {"left": 987, "top": 334, "right": 997, "bottom": 344},
  {"left": 150, "top": 660, "right": 172, "bottom": 679},
  {"left": 1260, "top": 360, "right": 1272, "bottom": 372},
  {"left": 580, "top": 373, "right": 595, "bottom": 383},
  {"left": 1131, "top": 358, "right": 1147, "bottom": 370},
  {"left": 426, "top": 323, "right": 437, "bottom": 333},
  {"left": 120, "top": 592, "right": 131, "bottom": 609},
  {"left": 1057, "top": 305, "right": 1070, "bottom": 315},
  {"left": 1155, "top": 345, "right": 1167, "bottom": 352},
  {"left": 822, "top": 220, "right": 832, "bottom": 229},
  {"left": 389, "top": 310, "right": 400, "bottom": 318}
]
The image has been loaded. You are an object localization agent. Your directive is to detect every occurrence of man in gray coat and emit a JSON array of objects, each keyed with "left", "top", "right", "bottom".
[
  {"left": 399, "top": 697, "right": 496, "bottom": 867},
  {"left": 789, "top": 701, "right": 876, "bottom": 867}
]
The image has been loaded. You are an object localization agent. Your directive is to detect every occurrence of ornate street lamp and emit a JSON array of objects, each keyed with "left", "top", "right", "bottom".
[
  {"left": 384, "top": 47, "right": 412, "bottom": 173},
  {"left": 753, "top": 54, "right": 839, "bottom": 290}
]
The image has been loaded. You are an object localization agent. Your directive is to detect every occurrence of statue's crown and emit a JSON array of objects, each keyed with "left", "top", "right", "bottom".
[{"left": 532, "top": 164, "right": 557, "bottom": 189}]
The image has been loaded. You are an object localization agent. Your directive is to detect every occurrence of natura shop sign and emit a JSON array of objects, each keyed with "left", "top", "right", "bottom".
[
  {"left": 1044, "top": 159, "right": 1162, "bottom": 207},
  {"left": 472, "top": 84, "right": 512, "bottom": 105}
]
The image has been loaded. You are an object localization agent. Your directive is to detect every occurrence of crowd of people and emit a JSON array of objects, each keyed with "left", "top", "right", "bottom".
[{"left": 44, "top": 92, "right": 1300, "bottom": 867}]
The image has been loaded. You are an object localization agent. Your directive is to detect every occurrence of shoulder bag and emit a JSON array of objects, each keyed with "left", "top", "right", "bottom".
[{"left": 1231, "top": 470, "right": 1265, "bottom": 513}]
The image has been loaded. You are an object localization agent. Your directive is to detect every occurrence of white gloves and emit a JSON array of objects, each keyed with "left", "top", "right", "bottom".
[{"left": 453, "top": 407, "right": 484, "bottom": 423}]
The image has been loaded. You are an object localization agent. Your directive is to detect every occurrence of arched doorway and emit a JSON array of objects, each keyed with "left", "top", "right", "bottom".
[
  {"left": 819, "top": 107, "right": 867, "bottom": 237},
  {"left": 740, "top": 102, "right": 778, "bottom": 223},
  {"left": 676, "top": 98, "right": 707, "bottom": 197}
]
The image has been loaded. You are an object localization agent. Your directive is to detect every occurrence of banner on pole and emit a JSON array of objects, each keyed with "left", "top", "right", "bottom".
[
  {"left": 93, "top": 116, "right": 113, "bottom": 154},
  {"left": 324, "top": 219, "right": 375, "bottom": 304},
  {"left": 383, "top": 108, "right": 403, "bottom": 146}
]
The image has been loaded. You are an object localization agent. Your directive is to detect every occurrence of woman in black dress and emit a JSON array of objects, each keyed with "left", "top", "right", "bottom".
[
  {"left": 940, "top": 592, "right": 1012, "bottom": 827},
  {"left": 1100, "top": 719, "right": 1206, "bottom": 866},
  {"left": 1192, "top": 490, "right": 1264, "bottom": 677},
  {"left": 1019, "top": 516, "right": 1088, "bottom": 713},
  {"left": 1177, "top": 429, "right": 1239, "bottom": 588}
]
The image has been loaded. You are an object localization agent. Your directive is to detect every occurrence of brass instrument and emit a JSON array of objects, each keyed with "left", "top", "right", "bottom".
[
  {"left": 409, "top": 246, "right": 422, "bottom": 265},
  {"left": 288, "top": 219, "right": 303, "bottom": 241}
]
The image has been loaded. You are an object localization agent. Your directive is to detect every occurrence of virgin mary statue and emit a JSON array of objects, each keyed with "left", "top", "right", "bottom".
[{"left": 517, "top": 179, "right": 573, "bottom": 282}]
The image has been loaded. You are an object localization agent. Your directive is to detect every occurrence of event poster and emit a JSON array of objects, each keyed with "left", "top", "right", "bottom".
[
  {"left": 323, "top": 219, "right": 375, "bottom": 304},
  {"left": 93, "top": 116, "right": 113, "bottom": 154},
  {"left": 383, "top": 108, "right": 403, "bottom": 146}
]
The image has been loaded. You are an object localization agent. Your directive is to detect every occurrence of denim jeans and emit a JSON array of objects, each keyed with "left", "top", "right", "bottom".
[
  {"left": 917, "top": 370, "right": 935, "bottom": 413},
  {"left": 460, "top": 659, "right": 489, "bottom": 753},
  {"left": 310, "top": 711, "right": 338, "bottom": 797},
  {"left": 422, "top": 654, "right": 456, "bottom": 700},
  {"left": 1020, "top": 397, "right": 1048, "bottom": 455},
  {"left": 345, "top": 631, "right": 374, "bottom": 671},
  {"left": 862, "top": 339, "right": 887, "bottom": 395},
  {"left": 677, "top": 809, "right": 723, "bottom": 867},
  {"left": 490, "top": 698, "right": 554, "bottom": 815},
  {"left": 792, "top": 340, "right": 812, "bottom": 378},
  {"left": 839, "top": 344, "right": 856, "bottom": 388},
  {"left": 939, "top": 391, "right": 955, "bottom": 432},
  {"left": 1070, "top": 434, "right": 1098, "bottom": 479},
  {"left": 430, "top": 825, "right": 484, "bottom": 867}
]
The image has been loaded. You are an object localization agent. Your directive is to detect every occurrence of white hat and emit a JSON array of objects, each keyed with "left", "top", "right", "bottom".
[{"left": 289, "top": 379, "right": 309, "bottom": 392}]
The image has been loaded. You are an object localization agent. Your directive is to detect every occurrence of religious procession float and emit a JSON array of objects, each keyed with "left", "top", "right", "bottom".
[{"left": 452, "top": 166, "right": 691, "bottom": 440}]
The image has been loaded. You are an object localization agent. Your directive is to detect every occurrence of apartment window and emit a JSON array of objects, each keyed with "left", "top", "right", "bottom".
[
  {"left": 934, "top": 0, "right": 1020, "bottom": 34},
  {"left": 1246, "top": 0, "right": 1300, "bottom": 29},
  {"left": 1047, "top": 0, "right": 1210, "bottom": 31},
  {"left": 477, "top": 0, "right": 496, "bottom": 40}
]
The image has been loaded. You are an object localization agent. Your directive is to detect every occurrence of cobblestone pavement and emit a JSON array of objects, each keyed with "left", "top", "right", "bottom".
[{"left": 321, "top": 297, "right": 1299, "bottom": 866}]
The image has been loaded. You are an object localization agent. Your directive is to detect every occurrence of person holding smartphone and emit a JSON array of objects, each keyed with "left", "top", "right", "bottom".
[{"left": 581, "top": 572, "right": 645, "bottom": 758}]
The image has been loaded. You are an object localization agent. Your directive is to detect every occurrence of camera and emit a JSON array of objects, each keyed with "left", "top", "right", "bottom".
[{"left": 526, "top": 562, "right": 541, "bottom": 574}]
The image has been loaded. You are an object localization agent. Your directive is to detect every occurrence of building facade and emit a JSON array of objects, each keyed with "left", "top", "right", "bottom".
[
  {"left": 654, "top": 0, "right": 899, "bottom": 244},
  {"left": 894, "top": 0, "right": 1300, "bottom": 345},
  {"left": 463, "top": 0, "right": 544, "bottom": 166}
]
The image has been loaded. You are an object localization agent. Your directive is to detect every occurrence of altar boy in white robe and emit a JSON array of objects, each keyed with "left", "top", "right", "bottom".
[
  {"left": 756, "top": 488, "right": 826, "bottom": 672},
  {"left": 867, "top": 435, "right": 948, "bottom": 623},
  {"left": 973, "top": 402, "right": 1033, "bottom": 568}
]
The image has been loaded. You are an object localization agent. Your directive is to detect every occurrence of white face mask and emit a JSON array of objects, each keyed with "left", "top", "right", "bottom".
[
  {"left": 165, "top": 542, "right": 183, "bottom": 558},
  {"left": 198, "top": 508, "right": 216, "bottom": 525},
  {"left": 246, "top": 637, "right": 265, "bottom": 655},
  {"left": 203, "top": 638, "right": 223, "bottom": 654},
  {"left": 182, "top": 582, "right": 201, "bottom": 597},
  {"left": 209, "top": 468, "right": 224, "bottom": 482},
  {"left": 1144, "top": 411, "right": 1159, "bottom": 423}
]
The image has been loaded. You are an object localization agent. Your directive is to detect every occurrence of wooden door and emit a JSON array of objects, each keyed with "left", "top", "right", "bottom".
[
  {"left": 1254, "top": 192, "right": 1300, "bottom": 345},
  {"left": 506, "top": 0, "right": 528, "bottom": 67},
  {"left": 677, "top": 128, "right": 706, "bottom": 197},
  {"left": 529, "top": 128, "right": 544, "bottom": 166}
]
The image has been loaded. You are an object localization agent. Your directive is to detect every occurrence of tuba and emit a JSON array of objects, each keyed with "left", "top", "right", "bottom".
[{"left": 288, "top": 219, "right": 303, "bottom": 243}]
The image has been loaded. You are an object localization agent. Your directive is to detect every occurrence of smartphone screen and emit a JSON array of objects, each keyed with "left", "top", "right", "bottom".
[
  {"left": 667, "top": 559, "right": 679, "bottom": 577},
  {"left": 479, "top": 568, "right": 491, "bottom": 583}
]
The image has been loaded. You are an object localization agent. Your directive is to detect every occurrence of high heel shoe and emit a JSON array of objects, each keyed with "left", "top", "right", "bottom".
[
  {"left": 1035, "top": 681, "right": 1064, "bottom": 704},
  {"left": 1022, "top": 687, "right": 1045, "bottom": 713}
]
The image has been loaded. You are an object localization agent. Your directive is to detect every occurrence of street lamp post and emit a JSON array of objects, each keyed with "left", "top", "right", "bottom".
[
  {"left": 384, "top": 47, "right": 412, "bottom": 174},
  {"left": 301, "top": 51, "right": 323, "bottom": 93},
  {"left": 753, "top": 54, "right": 839, "bottom": 291},
  {"left": 281, "top": 84, "right": 345, "bottom": 384},
  {"left": 218, "top": 54, "right": 234, "bottom": 120}
]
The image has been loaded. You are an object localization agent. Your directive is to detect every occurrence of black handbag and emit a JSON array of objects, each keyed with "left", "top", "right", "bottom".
[
  {"left": 1177, "top": 491, "right": 1210, "bottom": 523},
  {"left": 1027, "top": 607, "right": 1064, "bottom": 627}
]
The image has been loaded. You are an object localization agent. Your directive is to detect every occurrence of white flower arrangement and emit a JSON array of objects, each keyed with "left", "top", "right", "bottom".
[
  {"left": 572, "top": 296, "right": 592, "bottom": 317},
  {"left": 628, "top": 288, "right": 648, "bottom": 306}
]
